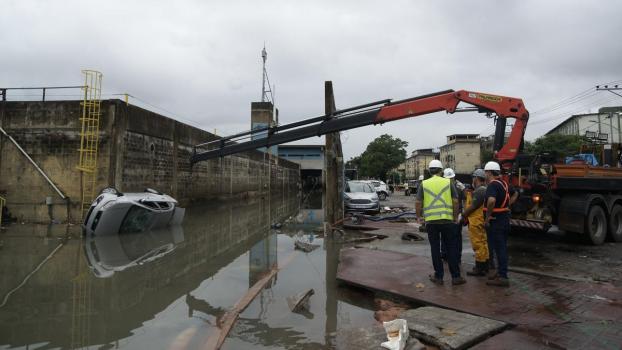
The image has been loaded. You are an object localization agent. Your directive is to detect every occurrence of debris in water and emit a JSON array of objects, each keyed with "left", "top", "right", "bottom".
[
  {"left": 381, "top": 318, "right": 409, "bottom": 350},
  {"left": 294, "top": 240, "right": 320, "bottom": 252},
  {"left": 287, "top": 288, "right": 315, "bottom": 313}
]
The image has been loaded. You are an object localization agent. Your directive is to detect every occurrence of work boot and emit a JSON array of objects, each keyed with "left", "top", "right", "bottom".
[
  {"left": 466, "top": 262, "right": 487, "bottom": 276},
  {"left": 486, "top": 277, "right": 510, "bottom": 287},
  {"left": 428, "top": 274, "right": 444, "bottom": 285},
  {"left": 486, "top": 260, "right": 497, "bottom": 279},
  {"left": 452, "top": 276, "right": 466, "bottom": 285}
]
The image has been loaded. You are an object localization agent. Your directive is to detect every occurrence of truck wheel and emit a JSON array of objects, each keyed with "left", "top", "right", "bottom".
[
  {"left": 379, "top": 192, "right": 387, "bottom": 201},
  {"left": 608, "top": 204, "right": 622, "bottom": 242},
  {"left": 586, "top": 205, "right": 607, "bottom": 245}
]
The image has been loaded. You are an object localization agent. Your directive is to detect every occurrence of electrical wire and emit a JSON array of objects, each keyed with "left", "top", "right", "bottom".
[{"left": 529, "top": 94, "right": 621, "bottom": 126}]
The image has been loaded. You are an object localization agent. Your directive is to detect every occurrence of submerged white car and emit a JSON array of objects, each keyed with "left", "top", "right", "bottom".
[{"left": 83, "top": 188, "right": 185, "bottom": 236}]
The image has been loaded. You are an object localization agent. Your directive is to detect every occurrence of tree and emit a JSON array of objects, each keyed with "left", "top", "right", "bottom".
[
  {"left": 525, "top": 134, "right": 587, "bottom": 160},
  {"left": 345, "top": 156, "right": 361, "bottom": 170},
  {"left": 358, "top": 134, "right": 408, "bottom": 180}
]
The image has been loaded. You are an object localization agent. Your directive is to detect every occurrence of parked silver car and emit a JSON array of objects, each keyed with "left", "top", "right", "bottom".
[{"left": 344, "top": 181, "right": 380, "bottom": 213}]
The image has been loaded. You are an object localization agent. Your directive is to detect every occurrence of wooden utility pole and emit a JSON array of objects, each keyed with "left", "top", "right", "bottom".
[{"left": 324, "top": 81, "right": 344, "bottom": 234}]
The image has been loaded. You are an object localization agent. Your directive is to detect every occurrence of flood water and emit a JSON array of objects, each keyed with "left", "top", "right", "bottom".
[{"left": 0, "top": 191, "right": 377, "bottom": 350}]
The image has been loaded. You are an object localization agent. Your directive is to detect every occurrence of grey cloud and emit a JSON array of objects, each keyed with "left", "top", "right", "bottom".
[{"left": 1, "top": 0, "right": 621, "bottom": 159}]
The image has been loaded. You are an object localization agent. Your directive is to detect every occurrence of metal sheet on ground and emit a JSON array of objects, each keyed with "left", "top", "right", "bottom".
[{"left": 399, "top": 306, "right": 507, "bottom": 350}]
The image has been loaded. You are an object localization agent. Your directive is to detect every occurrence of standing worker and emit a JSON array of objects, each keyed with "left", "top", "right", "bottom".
[
  {"left": 483, "top": 161, "right": 513, "bottom": 287},
  {"left": 462, "top": 169, "right": 489, "bottom": 276},
  {"left": 415, "top": 160, "right": 465, "bottom": 286},
  {"left": 443, "top": 168, "right": 465, "bottom": 266}
]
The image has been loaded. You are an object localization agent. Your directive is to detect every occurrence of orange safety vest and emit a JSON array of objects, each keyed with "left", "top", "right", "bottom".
[{"left": 482, "top": 179, "right": 510, "bottom": 213}]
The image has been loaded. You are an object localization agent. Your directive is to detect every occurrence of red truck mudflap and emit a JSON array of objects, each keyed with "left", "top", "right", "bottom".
[{"left": 510, "top": 218, "right": 551, "bottom": 232}]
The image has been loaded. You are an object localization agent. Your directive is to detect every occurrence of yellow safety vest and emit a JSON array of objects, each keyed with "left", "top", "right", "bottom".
[{"left": 422, "top": 176, "right": 453, "bottom": 222}]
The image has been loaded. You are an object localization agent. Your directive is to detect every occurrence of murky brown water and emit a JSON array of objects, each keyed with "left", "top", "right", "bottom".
[{"left": 0, "top": 191, "right": 377, "bottom": 350}]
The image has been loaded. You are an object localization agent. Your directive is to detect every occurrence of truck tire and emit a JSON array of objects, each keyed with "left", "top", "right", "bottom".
[
  {"left": 379, "top": 192, "right": 387, "bottom": 201},
  {"left": 586, "top": 205, "right": 607, "bottom": 245},
  {"left": 608, "top": 204, "right": 622, "bottom": 242}
]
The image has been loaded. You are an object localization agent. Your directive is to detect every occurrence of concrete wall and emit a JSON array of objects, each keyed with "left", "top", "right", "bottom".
[{"left": 0, "top": 100, "right": 300, "bottom": 223}]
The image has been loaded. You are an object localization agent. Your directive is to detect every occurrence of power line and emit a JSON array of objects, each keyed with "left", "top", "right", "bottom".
[{"left": 530, "top": 79, "right": 622, "bottom": 115}]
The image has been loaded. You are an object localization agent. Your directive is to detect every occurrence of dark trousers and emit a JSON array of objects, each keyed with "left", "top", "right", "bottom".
[
  {"left": 440, "top": 224, "right": 462, "bottom": 265},
  {"left": 427, "top": 223, "right": 461, "bottom": 279},
  {"left": 486, "top": 215, "right": 510, "bottom": 278}
]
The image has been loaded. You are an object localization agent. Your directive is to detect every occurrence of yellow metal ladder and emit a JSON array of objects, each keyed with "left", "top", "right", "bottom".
[{"left": 77, "top": 70, "right": 103, "bottom": 217}]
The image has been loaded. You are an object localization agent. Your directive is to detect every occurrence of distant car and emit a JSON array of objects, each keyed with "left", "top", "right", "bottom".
[
  {"left": 364, "top": 180, "right": 390, "bottom": 200},
  {"left": 404, "top": 180, "right": 419, "bottom": 196},
  {"left": 83, "top": 188, "right": 185, "bottom": 236},
  {"left": 344, "top": 181, "right": 380, "bottom": 213}
]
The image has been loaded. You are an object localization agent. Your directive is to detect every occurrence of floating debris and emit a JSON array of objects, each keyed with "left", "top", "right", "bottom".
[
  {"left": 294, "top": 240, "right": 320, "bottom": 252},
  {"left": 287, "top": 288, "right": 315, "bottom": 313}
]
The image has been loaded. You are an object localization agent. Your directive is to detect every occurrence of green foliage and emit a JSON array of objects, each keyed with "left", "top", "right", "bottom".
[
  {"left": 525, "top": 134, "right": 587, "bottom": 159},
  {"left": 345, "top": 156, "right": 361, "bottom": 170},
  {"left": 358, "top": 134, "right": 408, "bottom": 180}
]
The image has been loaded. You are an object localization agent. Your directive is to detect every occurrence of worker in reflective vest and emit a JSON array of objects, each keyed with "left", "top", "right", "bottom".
[
  {"left": 483, "top": 161, "right": 513, "bottom": 287},
  {"left": 415, "top": 160, "right": 465, "bottom": 286},
  {"left": 462, "top": 169, "right": 489, "bottom": 276}
]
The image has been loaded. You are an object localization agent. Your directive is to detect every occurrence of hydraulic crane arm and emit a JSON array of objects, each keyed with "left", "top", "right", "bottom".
[
  {"left": 191, "top": 89, "right": 529, "bottom": 165},
  {"left": 376, "top": 89, "right": 529, "bottom": 164}
]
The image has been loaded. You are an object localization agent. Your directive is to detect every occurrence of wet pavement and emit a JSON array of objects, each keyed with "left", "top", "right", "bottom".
[
  {"left": 338, "top": 247, "right": 622, "bottom": 349},
  {"left": 338, "top": 193, "right": 622, "bottom": 349}
]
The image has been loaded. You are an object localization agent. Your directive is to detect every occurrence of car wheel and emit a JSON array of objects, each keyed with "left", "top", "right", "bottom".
[
  {"left": 378, "top": 192, "right": 387, "bottom": 201},
  {"left": 608, "top": 204, "right": 622, "bottom": 242},
  {"left": 586, "top": 204, "right": 607, "bottom": 245}
]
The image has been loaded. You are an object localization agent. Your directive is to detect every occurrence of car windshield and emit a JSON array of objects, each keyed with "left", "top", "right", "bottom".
[
  {"left": 347, "top": 181, "right": 374, "bottom": 193},
  {"left": 119, "top": 205, "right": 155, "bottom": 234}
]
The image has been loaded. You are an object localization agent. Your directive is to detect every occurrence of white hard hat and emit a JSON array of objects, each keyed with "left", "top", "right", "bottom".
[
  {"left": 418, "top": 175, "right": 424, "bottom": 180},
  {"left": 428, "top": 159, "right": 443, "bottom": 169},
  {"left": 484, "top": 161, "right": 501, "bottom": 171},
  {"left": 443, "top": 168, "right": 456, "bottom": 179}
]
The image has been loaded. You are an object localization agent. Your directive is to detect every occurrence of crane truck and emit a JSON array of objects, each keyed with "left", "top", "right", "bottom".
[{"left": 191, "top": 88, "right": 622, "bottom": 245}]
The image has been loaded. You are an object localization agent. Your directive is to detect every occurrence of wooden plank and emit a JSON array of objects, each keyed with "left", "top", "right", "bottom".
[{"left": 203, "top": 250, "right": 299, "bottom": 350}]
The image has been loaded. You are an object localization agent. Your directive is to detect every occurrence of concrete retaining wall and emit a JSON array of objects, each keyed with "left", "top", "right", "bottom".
[{"left": 0, "top": 100, "right": 300, "bottom": 223}]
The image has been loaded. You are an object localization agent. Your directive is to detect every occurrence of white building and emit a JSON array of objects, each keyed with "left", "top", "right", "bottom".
[
  {"left": 439, "top": 134, "right": 481, "bottom": 175},
  {"left": 546, "top": 107, "right": 622, "bottom": 143}
]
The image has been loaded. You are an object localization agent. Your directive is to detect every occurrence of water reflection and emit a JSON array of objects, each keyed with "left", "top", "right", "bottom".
[{"left": 84, "top": 225, "right": 185, "bottom": 278}]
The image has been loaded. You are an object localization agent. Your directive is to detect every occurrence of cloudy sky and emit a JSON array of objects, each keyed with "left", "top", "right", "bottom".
[{"left": 2, "top": 0, "right": 621, "bottom": 159}]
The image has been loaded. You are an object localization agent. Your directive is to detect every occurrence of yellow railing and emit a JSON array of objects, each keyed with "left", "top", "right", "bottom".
[
  {"left": 0, "top": 196, "right": 5, "bottom": 225},
  {"left": 77, "top": 70, "right": 103, "bottom": 217}
]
